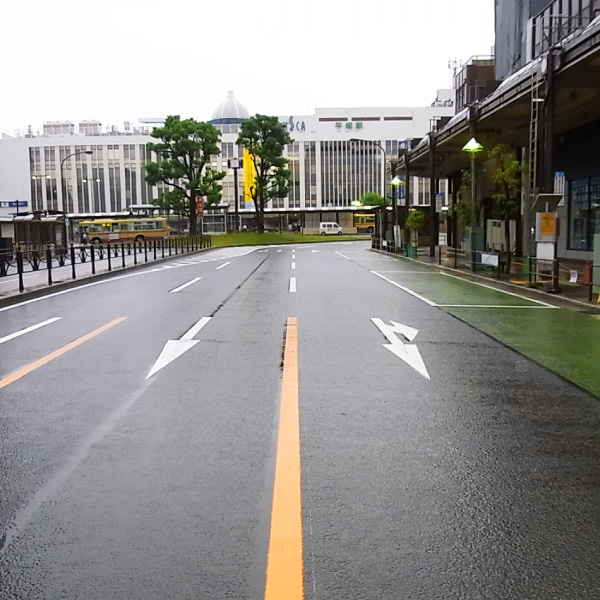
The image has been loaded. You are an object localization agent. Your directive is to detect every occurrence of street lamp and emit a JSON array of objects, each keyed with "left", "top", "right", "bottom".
[
  {"left": 462, "top": 137, "right": 483, "bottom": 272},
  {"left": 227, "top": 157, "right": 243, "bottom": 231},
  {"left": 349, "top": 138, "right": 389, "bottom": 248},
  {"left": 390, "top": 175, "right": 405, "bottom": 249},
  {"left": 349, "top": 137, "right": 387, "bottom": 193},
  {"left": 61, "top": 150, "right": 93, "bottom": 213}
]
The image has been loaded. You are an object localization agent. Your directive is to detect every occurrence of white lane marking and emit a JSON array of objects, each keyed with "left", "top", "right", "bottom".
[
  {"left": 181, "top": 316, "right": 211, "bottom": 340},
  {"left": 371, "top": 318, "right": 430, "bottom": 379},
  {"left": 311, "top": 250, "right": 320, "bottom": 253},
  {"left": 216, "top": 262, "right": 230, "bottom": 270},
  {"left": 291, "top": 263, "right": 296, "bottom": 270},
  {"left": 169, "top": 277, "right": 202, "bottom": 293},
  {"left": 147, "top": 316, "right": 211, "bottom": 378},
  {"left": 439, "top": 271, "right": 557, "bottom": 307},
  {"left": 437, "top": 304, "right": 554, "bottom": 308},
  {"left": 335, "top": 251, "right": 350, "bottom": 260},
  {"left": 289, "top": 277, "right": 297, "bottom": 293},
  {"left": 0, "top": 317, "right": 62, "bottom": 345},
  {"left": 0, "top": 246, "right": 262, "bottom": 313},
  {"left": 376, "top": 271, "right": 439, "bottom": 274},
  {"left": 372, "top": 318, "right": 419, "bottom": 342},
  {"left": 277, "top": 249, "right": 282, "bottom": 253},
  {"left": 371, "top": 272, "right": 437, "bottom": 306}
]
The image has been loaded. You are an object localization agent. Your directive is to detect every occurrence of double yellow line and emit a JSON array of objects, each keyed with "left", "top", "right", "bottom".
[{"left": 0, "top": 318, "right": 126, "bottom": 390}]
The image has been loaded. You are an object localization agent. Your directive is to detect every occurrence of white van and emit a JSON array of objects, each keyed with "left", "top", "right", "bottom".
[{"left": 319, "top": 222, "right": 343, "bottom": 236}]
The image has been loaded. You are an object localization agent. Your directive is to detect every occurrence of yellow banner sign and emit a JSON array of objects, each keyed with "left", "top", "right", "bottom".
[
  {"left": 243, "top": 149, "right": 255, "bottom": 204},
  {"left": 540, "top": 212, "right": 556, "bottom": 237}
]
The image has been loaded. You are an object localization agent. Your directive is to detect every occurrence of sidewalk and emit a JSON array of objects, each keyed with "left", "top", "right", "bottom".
[
  {"left": 404, "top": 246, "right": 600, "bottom": 313},
  {"left": 0, "top": 243, "right": 211, "bottom": 309}
]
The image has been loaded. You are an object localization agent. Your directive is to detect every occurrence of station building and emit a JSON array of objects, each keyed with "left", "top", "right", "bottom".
[{"left": 0, "top": 91, "right": 454, "bottom": 237}]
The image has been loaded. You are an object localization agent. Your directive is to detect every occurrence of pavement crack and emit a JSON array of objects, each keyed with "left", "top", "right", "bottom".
[{"left": 208, "top": 255, "right": 270, "bottom": 318}]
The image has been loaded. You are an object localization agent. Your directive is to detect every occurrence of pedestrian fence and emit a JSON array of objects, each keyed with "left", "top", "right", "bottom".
[
  {"left": 0, "top": 236, "right": 212, "bottom": 294},
  {"left": 372, "top": 237, "right": 597, "bottom": 301}
]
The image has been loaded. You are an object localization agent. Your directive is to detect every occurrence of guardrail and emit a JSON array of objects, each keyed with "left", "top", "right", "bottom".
[{"left": 0, "top": 236, "right": 212, "bottom": 294}]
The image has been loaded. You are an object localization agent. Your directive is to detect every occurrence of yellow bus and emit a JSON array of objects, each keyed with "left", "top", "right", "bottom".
[
  {"left": 353, "top": 213, "right": 376, "bottom": 234},
  {"left": 79, "top": 217, "right": 171, "bottom": 244}
]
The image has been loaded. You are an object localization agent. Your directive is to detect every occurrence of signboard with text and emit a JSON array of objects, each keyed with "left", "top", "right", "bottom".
[
  {"left": 196, "top": 197, "right": 204, "bottom": 217},
  {"left": 540, "top": 212, "right": 556, "bottom": 237},
  {"left": 0, "top": 201, "right": 27, "bottom": 208},
  {"left": 536, "top": 212, "right": 557, "bottom": 243}
]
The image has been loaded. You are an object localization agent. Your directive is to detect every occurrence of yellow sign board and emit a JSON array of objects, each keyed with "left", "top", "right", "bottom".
[
  {"left": 243, "top": 149, "right": 255, "bottom": 204},
  {"left": 540, "top": 212, "right": 556, "bottom": 237}
]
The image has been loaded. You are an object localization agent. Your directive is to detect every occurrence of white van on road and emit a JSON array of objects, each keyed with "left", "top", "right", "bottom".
[{"left": 319, "top": 222, "right": 343, "bottom": 236}]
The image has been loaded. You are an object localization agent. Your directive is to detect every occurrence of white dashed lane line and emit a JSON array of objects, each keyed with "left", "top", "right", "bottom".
[{"left": 169, "top": 277, "right": 202, "bottom": 293}]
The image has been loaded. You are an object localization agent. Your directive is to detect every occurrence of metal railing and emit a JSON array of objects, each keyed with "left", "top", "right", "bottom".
[
  {"left": 0, "top": 236, "right": 212, "bottom": 294},
  {"left": 371, "top": 239, "right": 597, "bottom": 301}
]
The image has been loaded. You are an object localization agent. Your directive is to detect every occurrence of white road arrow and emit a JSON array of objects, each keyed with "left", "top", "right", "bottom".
[
  {"left": 371, "top": 318, "right": 430, "bottom": 380},
  {"left": 146, "top": 316, "right": 211, "bottom": 379}
]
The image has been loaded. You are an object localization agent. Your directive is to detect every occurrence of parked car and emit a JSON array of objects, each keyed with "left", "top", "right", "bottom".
[{"left": 319, "top": 222, "right": 343, "bottom": 236}]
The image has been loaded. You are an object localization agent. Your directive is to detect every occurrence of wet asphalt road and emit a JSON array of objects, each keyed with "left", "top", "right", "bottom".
[{"left": 0, "top": 242, "right": 599, "bottom": 599}]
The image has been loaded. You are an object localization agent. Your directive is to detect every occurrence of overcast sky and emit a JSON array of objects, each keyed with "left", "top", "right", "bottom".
[{"left": 0, "top": 0, "right": 495, "bottom": 133}]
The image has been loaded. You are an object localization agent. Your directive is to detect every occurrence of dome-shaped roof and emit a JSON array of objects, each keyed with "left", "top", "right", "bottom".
[{"left": 211, "top": 90, "right": 250, "bottom": 122}]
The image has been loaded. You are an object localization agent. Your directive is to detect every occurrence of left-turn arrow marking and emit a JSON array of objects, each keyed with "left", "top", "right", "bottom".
[{"left": 146, "top": 316, "right": 211, "bottom": 379}]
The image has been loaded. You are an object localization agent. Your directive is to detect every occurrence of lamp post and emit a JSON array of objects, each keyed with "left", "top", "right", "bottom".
[
  {"left": 390, "top": 175, "right": 404, "bottom": 252},
  {"left": 462, "top": 137, "right": 483, "bottom": 272},
  {"left": 350, "top": 138, "right": 391, "bottom": 248},
  {"left": 61, "top": 150, "right": 93, "bottom": 213},
  {"left": 228, "top": 157, "right": 243, "bottom": 231}
]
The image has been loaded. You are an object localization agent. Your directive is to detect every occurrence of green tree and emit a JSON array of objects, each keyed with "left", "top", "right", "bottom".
[
  {"left": 405, "top": 208, "right": 425, "bottom": 247},
  {"left": 454, "top": 170, "right": 473, "bottom": 227},
  {"left": 236, "top": 115, "right": 291, "bottom": 232},
  {"left": 489, "top": 144, "right": 524, "bottom": 273},
  {"left": 359, "top": 192, "right": 387, "bottom": 207},
  {"left": 144, "top": 116, "right": 226, "bottom": 234}
]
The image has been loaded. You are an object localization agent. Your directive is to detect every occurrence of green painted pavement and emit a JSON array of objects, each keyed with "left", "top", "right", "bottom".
[
  {"left": 447, "top": 305, "right": 600, "bottom": 400},
  {"left": 370, "top": 259, "right": 600, "bottom": 399}
]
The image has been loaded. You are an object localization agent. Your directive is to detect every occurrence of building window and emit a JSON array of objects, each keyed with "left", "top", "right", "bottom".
[{"left": 568, "top": 176, "right": 600, "bottom": 250}]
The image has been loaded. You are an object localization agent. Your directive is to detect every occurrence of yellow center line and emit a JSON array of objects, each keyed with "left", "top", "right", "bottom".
[
  {"left": 0, "top": 317, "right": 127, "bottom": 390},
  {"left": 265, "top": 316, "right": 304, "bottom": 600}
]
